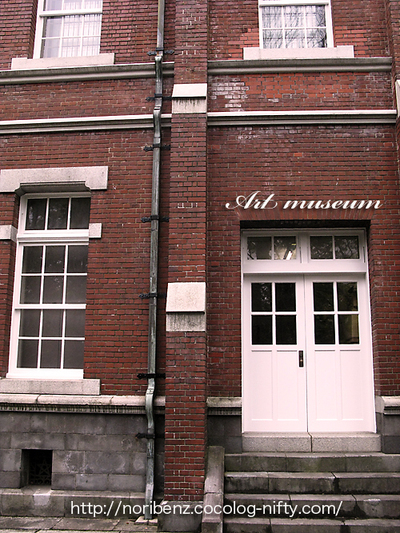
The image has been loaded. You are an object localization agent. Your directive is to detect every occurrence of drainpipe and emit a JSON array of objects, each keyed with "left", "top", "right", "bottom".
[{"left": 143, "top": 0, "right": 165, "bottom": 520}]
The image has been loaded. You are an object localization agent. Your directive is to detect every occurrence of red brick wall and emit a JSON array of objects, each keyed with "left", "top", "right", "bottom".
[
  {"left": 207, "top": 124, "right": 400, "bottom": 397},
  {"left": 0, "top": 0, "right": 37, "bottom": 70},
  {"left": 209, "top": 0, "right": 389, "bottom": 60},
  {"left": 208, "top": 72, "right": 393, "bottom": 112},
  {"left": 0, "top": 131, "right": 170, "bottom": 395}
]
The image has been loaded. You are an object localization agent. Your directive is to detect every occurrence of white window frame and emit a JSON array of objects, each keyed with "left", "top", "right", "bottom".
[
  {"left": 258, "top": 0, "right": 334, "bottom": 50},
  {"left": 7, "top": 193, "right": 91, "bottom": 379},
  {"left": 33, "top": 0, "right": 103, "bottom": 59}
]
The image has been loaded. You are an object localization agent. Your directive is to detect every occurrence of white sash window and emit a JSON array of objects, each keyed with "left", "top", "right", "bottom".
[{"left": 8, "top": 194, "right": 90, "bottom": 379}]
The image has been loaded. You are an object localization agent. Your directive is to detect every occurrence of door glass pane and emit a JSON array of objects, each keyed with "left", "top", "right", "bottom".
[
  {"left": 314, "top": 315, "right": 335, "bottom": 344},
  {"left": 274, "top": 236, "right": 297, "bottom": 260},
  {"left": 335, "top": 236, "right": 359, "bottom": 259},
  {"left": 310, "top": 236, "right": 333, "bottom": 259},
  {"left": 339, "top": 315, "right": 359, "bottom": 344},
  {"left": 45, "top": 246, "right": 66, "bottom": 273},
  {"left": 247, "top": 237, "right": 272, "bottom": 260},
  {"left": 276, "top": 283, "right": 295, "bottom": 312},
  {"left": 252, "top": 315, "right": 272, "bottom": 345},
  {"left": 276, "top": 315, "right": 296, "bottom": 344},
  {"left": 26, "top": 199, "right": 47, "bottom": 230},
  {"left": 252, "top": 283, "right": 272, "bottom": 312},
  {"left": 22, "top": 247, "right": 43, "bottom": 273},
  {"left": 337, "top": 282, "right": 358, "bottom": 311},
  {"left": 48, "top": 198, "right": 69, "bottom": 229},
  {"left": 313, "top": 283, "right": 334, "bottom": 311}
]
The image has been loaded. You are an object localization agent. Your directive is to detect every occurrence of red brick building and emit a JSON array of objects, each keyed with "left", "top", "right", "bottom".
[{"left": 0, "top": 0, "right": 400, "bottom": 530}]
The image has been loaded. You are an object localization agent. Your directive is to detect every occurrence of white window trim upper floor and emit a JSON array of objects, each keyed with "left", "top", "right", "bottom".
[
  {"left": 245, "top": 0, "right": 354, "bottom": 61},
  {"left": 11, "top": 0, "right": 114, "bottom": 71}
]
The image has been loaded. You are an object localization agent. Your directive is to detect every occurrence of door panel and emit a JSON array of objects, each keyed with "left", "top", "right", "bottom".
[
  {"left": 243, "top": 277, "right": 307, "bottom": 432},
  {"left": 243, "top": 274, "right": 375, "bottom": 433}
]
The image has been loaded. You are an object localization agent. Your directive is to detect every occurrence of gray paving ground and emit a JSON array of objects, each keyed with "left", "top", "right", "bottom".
[{"left": 0, "top": 516, "right": 167, "bottom": 533}]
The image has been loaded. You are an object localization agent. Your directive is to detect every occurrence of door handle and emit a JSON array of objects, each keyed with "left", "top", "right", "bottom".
[{"left": 299, "top": 350, "right": 304, "bottom": 368}]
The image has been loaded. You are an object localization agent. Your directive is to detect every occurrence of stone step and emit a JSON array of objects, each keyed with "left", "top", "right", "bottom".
[
  {"left": 242, "top": 433, "right": 381, "bottom": 453},
  {"left": 225, "top": 453, "right": 400, "bottom": 473},
  {"left": 225, "top": 472, "right": 400, "bottom": 495},
  {"left": 224, "top": 493, "right": 400, "bottom": 519},
  {"left": 224, "top": 517, "right": 400, "bottom": 533}
]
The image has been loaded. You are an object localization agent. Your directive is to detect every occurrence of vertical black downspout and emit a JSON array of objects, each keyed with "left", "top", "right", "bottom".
[{"left": 144, "top": 0, "right": 165, "bottom": 520}]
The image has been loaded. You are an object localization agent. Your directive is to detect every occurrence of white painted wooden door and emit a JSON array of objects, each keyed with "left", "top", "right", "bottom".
[{"left": 243, "top": 274, "right": 375, "bottom": 432}]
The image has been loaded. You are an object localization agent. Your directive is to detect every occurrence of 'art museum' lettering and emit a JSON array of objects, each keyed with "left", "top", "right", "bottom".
[{"left": 225, "top": 191, "right": 383, "bottom": 211}]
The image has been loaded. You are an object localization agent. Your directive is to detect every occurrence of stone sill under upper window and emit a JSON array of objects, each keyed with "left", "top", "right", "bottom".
[{"left": 10, "top": 53, "right": 115, "bottom": 71}]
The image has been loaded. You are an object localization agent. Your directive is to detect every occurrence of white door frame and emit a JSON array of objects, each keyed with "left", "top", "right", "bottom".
[{"left": 241, "top": 229, "right": 376, "bottom": 433}]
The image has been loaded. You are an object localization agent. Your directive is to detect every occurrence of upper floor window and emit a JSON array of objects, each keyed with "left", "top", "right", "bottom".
[
  {"left": 8, "top": 195, "right": 90, "bottom": 379},
  {"left": 259, "top": 0, "right": 333, "bottom": 49},
  {"left": 34, "top": 0, "right": 103, "bottom": 59}
]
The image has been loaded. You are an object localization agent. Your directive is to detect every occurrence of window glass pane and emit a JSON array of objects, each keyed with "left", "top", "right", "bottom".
[
  {"left": 339, "top": 315, "right": 359, "bottom": 344},
  {"left": 306, "top": 5, "right": 326, "bottom": 27},
  {"left": 20, "top": 277, "right": 41, "bottom": 304},
  {"left": 276, "top": 283, "right": 295, "bottom": 312},
  {"left": 42, "top": 16, "right": 62, "bottom": 37},
  {"left": 247, "top": 237, "right": 272, "bottom": 260},
  {"left": 276, "top": 315, "right": 296, "bottom": 344},
  {"left": 26, "top": 199, "right": 47, "bottom": 230},
  {"left": 45, "top": 246, "right": 66, "bottom": 273},
  {"left": 252, "top": 283, "right": 272, "bottom": 312},
  {"left": 66, "top": 276, "right": 87, "bottom": 303},
  {"left": 286, "top": 29, "right": 305, "bottom": 48},
  {"left": 18, "top": 340, "right": 38, "bottom": 368},
  {"left": 43, "top": 276, "right": 64, "bottom": 303},
  {"left": 337, "top": 282, "right": 358, "bottom": 311},
  {"left": 40, "top": 340, "right": 62, "bottom": 368},
  {"left": 19, "top": 310, "right": 41, "bottom": 337},
  {"left": 64, "top": 0, "right": 83, "bottom": 8},
  {"left": 66, "top": 310, "right": 86, "bottom": 337},
  {"left": 335, "top": 236, "right": 359, "bottom": 259},
  {"left": 262, "top": 6, "right": 281, "bottom": 28},
  {"left": 263, "top": 29, "right": 283, "bottom": 48},
  {"left": 310, "top": 236, "right": 333, "bottom": 259},
  {"left": 284, "top": 6, "right": 303, "bottom": 28},
  {"left": 313, "top": 282, "right": 334, "bottom": 312},
  {"left": 42, "top": 309, "right": 63, "bottom": 337},
  {"left": 67, "top": 245, "right": 88, "bottom": 273},
  {"left": 314, "top": 315, "right": 335, "bottom": 344},
  {"left": 64, "top": 340, "right": 84, "bottom": 368},
  {"left": 22, "top": 247, "right": 43, "bottom": 273},
  {"left": 274, "top": 236, "right": 296, "bottom": 260},
  {"left": 70, "top": 197, "right": 90, "bottom": 229},
  {"left": 44, "top": 0, "right": 63, "bottom": 9},
  {"left": 252, "top": 315, "right": 272, "bottom": 345},
  {"left": 307, "top": 28, "right": 327, "bottom": 48},
  {"left": 48, "top": 198, "right": 69, "bottom": 229}
]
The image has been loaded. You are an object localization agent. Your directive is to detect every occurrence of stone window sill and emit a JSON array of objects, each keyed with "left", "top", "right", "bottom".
[{"left": 243, "top": 45, "right": 354, "bottom": 61}]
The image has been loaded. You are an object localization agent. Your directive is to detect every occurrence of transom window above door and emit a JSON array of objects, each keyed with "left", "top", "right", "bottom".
[
  {"left": 258, "top": 0, "right": 333, "bottom": 49},
  {"left": 242, "top": 230, "right": 367, "bottom": 274}
]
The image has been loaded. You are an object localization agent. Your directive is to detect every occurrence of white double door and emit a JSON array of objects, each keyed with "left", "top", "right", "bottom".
[{"left": 243, "top": 274, "right": 375, "bottom": 433}]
